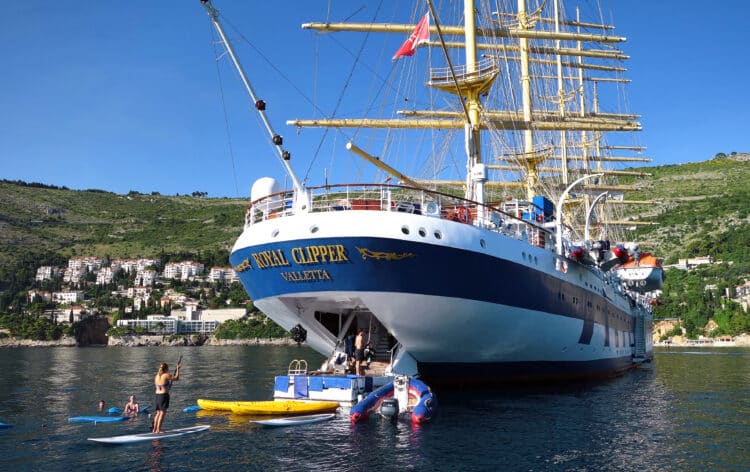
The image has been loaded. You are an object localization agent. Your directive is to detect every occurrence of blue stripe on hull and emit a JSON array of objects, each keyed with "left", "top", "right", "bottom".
[
  {"left": 230, "top": 236, "right": 633, "bottom": 330},
  {"left": 417, "top": 356, "right": 637, "bottom": 386}
]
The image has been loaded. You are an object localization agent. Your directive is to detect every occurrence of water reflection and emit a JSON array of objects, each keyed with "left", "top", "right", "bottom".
[
  {"left": 1, "top": 346, "right": 749, "bottom": 470},
  {"left": 144, "top": 441, "right": 163, "bottom": 472}
]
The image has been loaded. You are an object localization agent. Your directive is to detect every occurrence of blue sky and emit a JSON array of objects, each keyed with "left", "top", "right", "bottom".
[{"left": 1, "top": 1, "right": 747, "bottom": 198}]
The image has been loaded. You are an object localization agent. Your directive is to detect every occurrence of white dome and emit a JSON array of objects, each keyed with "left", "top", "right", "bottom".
[{"left": 250, "top": 177, "right": 280, "bottom": 202}]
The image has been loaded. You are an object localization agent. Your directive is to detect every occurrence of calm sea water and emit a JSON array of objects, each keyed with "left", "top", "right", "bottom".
[{"left": 1, "top": 345, "right": 749, "bottom": 471}]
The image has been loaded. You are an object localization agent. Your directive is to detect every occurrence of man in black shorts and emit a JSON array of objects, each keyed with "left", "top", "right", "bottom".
[{"left": 354, "top": 328, "right": 365, "bottom": 375}]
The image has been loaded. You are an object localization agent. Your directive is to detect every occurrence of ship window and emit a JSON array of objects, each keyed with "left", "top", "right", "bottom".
[
  {"left": 271, "top": 229, "right": 279, "bottom": 238},
  {"left": 480, "top": 239, "right": 486, "bottom": 248},
  {"left": 534, "top": 256, "right": 538, "bottom": 264},
  {"left": 401, "top": 226, "right": 410, "bottom": 235},
  {"left": 310, "top": 225, "right": 319, "bottom": 234},
  {"left": 418, "top": 228, "right": 427, "bottom": 237},
  {"left": 434, "top": 230, "right": 442, "bottom": 239},
  {"left": 522, "top": 252, "right": 526, "bottom": 260}
]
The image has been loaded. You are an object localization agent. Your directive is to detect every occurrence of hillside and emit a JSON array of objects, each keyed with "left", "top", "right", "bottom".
[
  {"left": 619, "top": 153, "right": 750, "bottom": 266},
  {"left": 0, "top": 181, "right": 246, "bottom": 269}
]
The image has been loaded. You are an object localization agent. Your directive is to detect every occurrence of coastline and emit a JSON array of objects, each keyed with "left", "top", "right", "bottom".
[
  {"left": 3, "top": 334, "right": 749, "bottom": 349},
  {"left": 654, "top": 334, "right": 750, "bottom": 348},
  {"left": 0, "top": 334, "right": 296, "bottom": 348}
]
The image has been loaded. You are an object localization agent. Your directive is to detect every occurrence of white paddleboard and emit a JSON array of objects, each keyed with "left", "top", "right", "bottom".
[
  {"left": 88, "top": 425, "right": 210, "bottom": 444},
  {"left": 251, "top": 413, "right": 335, "bottom": 427}
]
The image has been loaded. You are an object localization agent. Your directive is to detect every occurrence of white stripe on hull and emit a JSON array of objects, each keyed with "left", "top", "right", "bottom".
[{"left": 256, "top": 291, "right": 634, "bottom": 365}]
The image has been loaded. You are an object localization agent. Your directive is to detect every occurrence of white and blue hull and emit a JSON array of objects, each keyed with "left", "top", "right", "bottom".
[{"left": 229, "top": 209, "right": 652, "bottom": 384}]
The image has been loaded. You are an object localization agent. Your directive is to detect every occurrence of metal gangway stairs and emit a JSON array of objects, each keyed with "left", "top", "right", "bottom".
[{"left": 633, "top": 313, "right": 647, "bottom": 362}]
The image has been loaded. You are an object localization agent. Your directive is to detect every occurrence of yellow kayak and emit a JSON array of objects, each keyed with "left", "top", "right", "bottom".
[
  {"left": 230, "top": 400, "right": 340, "bottom": 416},
  {"left": 196, "top": 398, "right": 248, "bottom": 411}
]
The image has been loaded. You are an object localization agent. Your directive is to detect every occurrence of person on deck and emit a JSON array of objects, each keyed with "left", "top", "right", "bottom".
[
  {"left": 152, "top": 361, "right": 180, "bottom": 433},
  {"left": 354, "top": 328, "right": 365, "bottom": 376},
  {"left": 123, "top": 395, "right": 140, "bottom": 417}
]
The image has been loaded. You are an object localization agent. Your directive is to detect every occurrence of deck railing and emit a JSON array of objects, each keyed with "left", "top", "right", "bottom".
[{"left": 245, "top": 183, "right": 555, "bottom": 250}]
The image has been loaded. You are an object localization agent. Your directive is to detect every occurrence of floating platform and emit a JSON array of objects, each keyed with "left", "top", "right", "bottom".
[{"left": 272, "top": 359, "right": 390, "bottom": 406}]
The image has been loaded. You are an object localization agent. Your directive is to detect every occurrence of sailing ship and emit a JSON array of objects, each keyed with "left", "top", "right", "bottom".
[{"left": 199, "top": 0, "right": 658, "bottom": 384}]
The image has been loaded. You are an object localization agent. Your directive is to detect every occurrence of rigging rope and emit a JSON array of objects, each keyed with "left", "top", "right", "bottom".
[{"left": 208, "top": 19, "right": 241, "bottom": 197}]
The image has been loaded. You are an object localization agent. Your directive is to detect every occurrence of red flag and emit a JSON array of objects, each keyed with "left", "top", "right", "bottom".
[{"left": 392, "top": 13, "right": 430, "bottom": 60}]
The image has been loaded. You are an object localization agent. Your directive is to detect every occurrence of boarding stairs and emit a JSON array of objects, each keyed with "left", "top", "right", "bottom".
[{"left": 633, "top": 315, "right": 647, "bottom": 361}]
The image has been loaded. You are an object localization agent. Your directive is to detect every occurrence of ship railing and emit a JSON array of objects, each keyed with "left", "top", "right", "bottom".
[{"left": 245, "top": 183, "right": 556, "bottom": 249}]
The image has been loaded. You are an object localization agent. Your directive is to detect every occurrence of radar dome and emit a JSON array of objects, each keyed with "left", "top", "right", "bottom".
[{"left": 251, "top": 177, "right": 280, "bottom": 202}]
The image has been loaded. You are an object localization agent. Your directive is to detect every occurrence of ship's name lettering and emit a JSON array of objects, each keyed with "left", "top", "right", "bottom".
[
  {"left": 291, "top": 244, "right": 349, "bottom": 265},
  {"left": 251, "top": 249, "right": 290, "bottom": 269},
  {"left": 249, "top": 244, "right": 349, "bottom": 270},
  {"left": 280, "top": 269, "right": 332, "bottom": 282}
]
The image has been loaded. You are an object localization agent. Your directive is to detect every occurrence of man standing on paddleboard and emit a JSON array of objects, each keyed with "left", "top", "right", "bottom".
[{"left": 152, "top": 360, "right": 180, "bottom": 433}]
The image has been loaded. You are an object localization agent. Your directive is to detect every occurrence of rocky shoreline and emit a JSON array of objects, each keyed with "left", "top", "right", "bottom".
[
  {"left": 0, "top": 335, "right": 78, "bottom": 348},
  {"left": 0, "top": 334, "right": 296, "bottom": 348}
]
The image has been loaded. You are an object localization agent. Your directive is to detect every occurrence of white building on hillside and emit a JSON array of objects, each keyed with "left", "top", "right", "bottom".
[
  {"left": 53, "top": 290, "right": 84, "bottom": 304},
  {"left": 62, "top": 268, "right": 86, "bottom": 284},
  {"left": 163, "top": 261, "right": 204, "bottom": 280},
  {"left": 68, "top": 257, "right": 104, "bottom": 272},
  {"left": 135, "top": 269, "right": 158, "bottom": 287},
  {"left": 209, "top": 267, "right": 239, "bottom": 285},
  {"left": 28, "top": 290, "right": 52, "bottom": 303},
  {"left": 36, "top": 266, "right": 61, "bottom": 282},
  {"left": 97, "top": 267, "right": 116, "bottom": 285},
  {"left": 116, "top": 316, "right": 219, "bottom": 334}
]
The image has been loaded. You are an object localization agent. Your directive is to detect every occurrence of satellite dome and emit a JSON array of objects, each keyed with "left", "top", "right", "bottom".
[{"left": 250, "top": 177, "right": 280, "bottom": 202}]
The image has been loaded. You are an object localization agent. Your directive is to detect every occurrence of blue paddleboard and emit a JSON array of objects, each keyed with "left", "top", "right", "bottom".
[
  {"left": 69, "top": 415, "right": 128, "bottom": 423},
  {"left": 0, "top": 422, "right": 12, "bottom": 429}
]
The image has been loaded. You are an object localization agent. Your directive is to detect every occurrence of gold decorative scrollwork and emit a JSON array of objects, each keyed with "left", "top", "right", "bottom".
[{"left": 356, "top": 247, "right": 415, "bottom": 261}]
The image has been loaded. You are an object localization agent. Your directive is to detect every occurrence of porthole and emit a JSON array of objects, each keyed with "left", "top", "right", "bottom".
[
  {"left": 401, "top": 226, "right": 410, "bottom": 235},
  {"left": 534, "top": 256, "right": 538, "bottom": 264},
  {"left": 418, "top": 228, "right": 427, "bottom": 237},
  {"left": 271, "top": 229, "right": 279, "bottom": 238},
  {"left": 434, "top": 231, "right": 442, "bottom": 239},
  {"left": 480, "top": 239, "right": 486, "bottom": 248},
  {"left": 522, "top": 252, "right": 526, "bottom": 260},
  {"left": 310, "top": 225, "right": 319, "bottom": 234}
]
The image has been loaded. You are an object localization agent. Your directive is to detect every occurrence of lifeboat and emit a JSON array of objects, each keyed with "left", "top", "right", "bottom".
[{"left": 616, "top": 252, "right": 664, "bottom": 292}]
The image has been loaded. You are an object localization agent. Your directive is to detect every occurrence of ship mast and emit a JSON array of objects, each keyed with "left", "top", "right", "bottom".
[{"left": 199, "top": 0, "right": 308, "bottom": 204}]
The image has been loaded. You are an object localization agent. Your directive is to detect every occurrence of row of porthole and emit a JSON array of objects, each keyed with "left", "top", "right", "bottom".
[
  {"left": 521, "top": 252, "right": 539, "bottom": 265},
  {"left": 271, "top": 225, "right": 319, "bottom": 238},
  {"left": 401, "top": 225, "right": 443, "bottom": 240}
]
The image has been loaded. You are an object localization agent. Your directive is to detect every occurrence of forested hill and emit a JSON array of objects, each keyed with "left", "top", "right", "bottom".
[
  {"left": 0, "top": 181, "right": 246, "bottom": 291},
  {"left": 625, "top": 153, "right": 749, "bottom": 266}
]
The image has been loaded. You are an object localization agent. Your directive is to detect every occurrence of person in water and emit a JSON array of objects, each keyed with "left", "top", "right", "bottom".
[
  {"left": 123, "top": 394, "right": 140, "bottom": 417},
  {"left": 152, "top": 361, "right": 180, "bottom": 433},
  {"left": 98, "top": 399, "right": 105, "bottom": 411}
]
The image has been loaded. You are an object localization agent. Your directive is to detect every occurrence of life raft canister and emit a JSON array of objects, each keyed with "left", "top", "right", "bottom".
[{"left": 456, "top": 206, "right": 470, "bottom": 223}]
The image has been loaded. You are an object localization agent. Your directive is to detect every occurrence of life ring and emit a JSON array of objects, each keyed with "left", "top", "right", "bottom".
[{"left": 456, "top": 206, "right": 470, "bottom": 223}]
